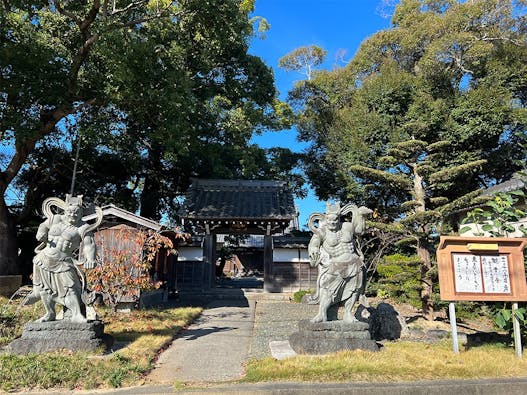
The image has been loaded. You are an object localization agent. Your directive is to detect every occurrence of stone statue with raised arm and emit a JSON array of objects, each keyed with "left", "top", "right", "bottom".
[
  {"left": 308, "top": 202, "right": 372, "bottom": 323},
  {"left": 30, "top": 195, "right": 103, "bottom": 323}
]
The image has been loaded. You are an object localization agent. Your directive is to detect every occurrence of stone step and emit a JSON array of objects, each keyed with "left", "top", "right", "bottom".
[{"left": 177, "top": 288, "right": 292, "bottom": 302}]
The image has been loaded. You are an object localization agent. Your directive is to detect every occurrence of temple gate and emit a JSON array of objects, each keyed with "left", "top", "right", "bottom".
[{"left": 178, "top": 179, "right": 299, "bottom": 291}]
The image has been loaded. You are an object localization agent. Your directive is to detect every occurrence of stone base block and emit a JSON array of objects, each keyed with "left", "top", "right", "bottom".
[
  {"left": 7, "top": 320, "right": 108, "bottom": 355},
  {"left": 289, "top": 319, "right": 379, "bottom": 354}
]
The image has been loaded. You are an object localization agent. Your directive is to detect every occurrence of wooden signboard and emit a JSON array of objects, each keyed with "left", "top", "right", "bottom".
[{"left": 437, "top": 236, "right": 527, "bottom": 302}]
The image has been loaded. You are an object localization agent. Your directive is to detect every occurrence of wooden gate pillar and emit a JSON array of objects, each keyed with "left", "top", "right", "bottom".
[
  {"left": 263, "top": 233, "right": 274, "bottom": 292},
  {"left": 203, "top": 233, "right": 217, "bottom": 290}
]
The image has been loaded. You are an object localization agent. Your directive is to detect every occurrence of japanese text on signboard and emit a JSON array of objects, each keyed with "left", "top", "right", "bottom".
[{"left": 453, "top": 254, "right": 511, "bottom": 294}]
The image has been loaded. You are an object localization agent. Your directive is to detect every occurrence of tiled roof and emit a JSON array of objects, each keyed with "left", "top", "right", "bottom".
[
  {"left": 178, "top": 179, "right": 296, "bottom": 221},
  {"left": 483, "top": 172, "right": 526, "bottom": 196},
  {"left": 273, "top": 236, "right": 310, "bottom": 248},
  {"left": 83, "top": 204, "right": 163, "bottom": 231}
]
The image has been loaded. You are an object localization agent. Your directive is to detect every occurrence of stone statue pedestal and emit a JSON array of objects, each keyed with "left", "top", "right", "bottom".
[
  {"left": 7, "top": 320, "right": 109, "bottom": 355},
  {"left": 289, "top": 320, "right": 379, "bottom": 354}
]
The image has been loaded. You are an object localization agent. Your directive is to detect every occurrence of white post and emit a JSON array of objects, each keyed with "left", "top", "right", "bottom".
[
  {"left": 512, "top": 303, "right": 523, "bottom": 358},
  {"left": 449, "top": 302, "right": 459, "bottom": 354}
]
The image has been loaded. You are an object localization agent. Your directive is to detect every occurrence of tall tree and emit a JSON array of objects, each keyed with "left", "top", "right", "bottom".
[
  {"left": 279, "top": 44, "right": 327, "bottom": 81},
  {"left": 1, "top": 0, "right": 169, "bottom": 275},
  {"left": 0, "top": 0, "right": 294, "bottom": 275},
  {"left": 291, "top": 0, "right": 527, "bottom": 319}
]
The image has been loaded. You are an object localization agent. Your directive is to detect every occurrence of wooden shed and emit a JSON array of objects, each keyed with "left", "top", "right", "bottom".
[{"left": 83, "top": 204, "right": 184, "bottom": 298}]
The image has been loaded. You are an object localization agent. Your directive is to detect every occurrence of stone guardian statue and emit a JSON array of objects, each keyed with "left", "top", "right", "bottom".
[
  {"left": 30, "top": 195, "right": 102, "bottom": 323},
  {"left": 307, "top": 202, "right": 372, "bottom": 323}
]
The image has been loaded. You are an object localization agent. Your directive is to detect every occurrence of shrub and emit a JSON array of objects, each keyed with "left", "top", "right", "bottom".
[
  {"left": 292, "top": 289, "right": 313, "bottom": 303},
  {"left": 460, "top": 190, "right": 527, "bottom": 237},
  {"left": 370, "top": 253, "right": 422, "bottom": 308},
  {"left": 86, "top": 228, "right": 174, "bottom": 311}
]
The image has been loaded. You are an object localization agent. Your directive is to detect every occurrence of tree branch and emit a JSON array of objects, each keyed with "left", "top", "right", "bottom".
[
  {"left": 451, "top": 52, "right": 474, "bottom": 74},
  {"left": 1, "top": 99, "right": 95, "bottom": 190},
  {"left": 68, "top": 33, "right": 99, "bottom": 98},
  {"left": 351, "top": 164, "right": 413, "bottom": 190},
  {"left": 429, "top": 159, "right": 487, "bottom": 184},
  {"left": 108, "top": 7, "right": 187, "bottom": 31},
  {"left": 53, "top": 0, "right": 82, "bottom": 26},
  {"left": 2, "top": 116, "right": 63, "bottom": 188},
  {"left": 79, "top": 0, "right": 101, "bottom": 32},
  {"left": 480, "top": 35, "right": 526, "bottom": 47},
  {"left": 111, "top": 0, "right": 148, "bottom": 16},
  {"left": 102, "top": 0, "right": 109, "bottom": 18},
  {"left": 55, "top": 1, "right": 102, "bottom": 98}
]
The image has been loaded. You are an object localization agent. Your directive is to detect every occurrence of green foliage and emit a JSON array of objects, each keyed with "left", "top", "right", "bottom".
[
  {"left": 292, "top": 289, "right": 313, "bottom": 303},
  {"left": 453, "top": 302, "right": 488, "bottom": 321},
  {"left": 294, "top": 0, "right": 527, "bottom": 210},
  {"left": 289, "top": 0, "right": 527, "bottom": 318},
  {"left": 493, "top": 303, "right": 527, "bottom": 340},
  {"left": 278, "top": 45, "right": 327, "bottom": 80},
  {"left": 1, "top": 0, "right": 301, "bottom": 275},
  {"left": 460, "top": 190, "right": 527, "bottom": 237},
  {"left": 370, "top": 254, "right": 422, "bottom": 308}
]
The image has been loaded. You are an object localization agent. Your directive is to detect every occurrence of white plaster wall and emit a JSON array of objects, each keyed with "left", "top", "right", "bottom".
[
  {"left": 177, "top": 247, "right": 204, "bottom": 261},
  {"left": 273, "top": 248, "right": 309, "bottom": 263}
]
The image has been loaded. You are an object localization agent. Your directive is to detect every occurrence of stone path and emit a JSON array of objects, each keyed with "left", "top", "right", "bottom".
[
  {"left": 147, "top": 298, "right": 256, "bottom": 384},
  {"left": 147, "top": 293, "right": 322, "bottom": 384}
]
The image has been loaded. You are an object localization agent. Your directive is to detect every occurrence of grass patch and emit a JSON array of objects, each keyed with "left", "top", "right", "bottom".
[
  {"left": 0, "top": 297, "right": 45, "bottom": 346},
  {"left": 0, "top": 296, "right": 202, "bottom": 392},
  {"left": 244, "top": 341, "right": 527, "bottom": 383}
]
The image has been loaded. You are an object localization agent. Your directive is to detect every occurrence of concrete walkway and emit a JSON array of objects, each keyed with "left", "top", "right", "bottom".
[{"left": 147, "top": 297, "right": 256, "bottom": 384}]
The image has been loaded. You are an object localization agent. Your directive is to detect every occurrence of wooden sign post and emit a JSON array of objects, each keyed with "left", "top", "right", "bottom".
[{"left": 437, "top": 236, "right": 527, "bottom": 357}]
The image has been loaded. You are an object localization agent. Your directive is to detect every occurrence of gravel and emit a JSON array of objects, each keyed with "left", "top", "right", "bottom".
[{"left": 248, "top": 300, "right": 318, "bottom": 359}]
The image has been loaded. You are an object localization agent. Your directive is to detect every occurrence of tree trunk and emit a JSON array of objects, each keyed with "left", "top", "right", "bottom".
[
  {"left": 139, "top": 145, "right": 162, "bottom": 220},
  {"left": 418, "top": 239, "right": 434, "bottom": 320},
  {"left": 412, "top": 164, "right": 434, "bottom": 320},
  {"left": 0, "top": 116, "right": 67, "bottom": 276},
  {"left": 0, "top": 197, "right": 19, "bottom": 275},
  {"left": 140, "top": 176, "right": 161, "bottom": 220}
]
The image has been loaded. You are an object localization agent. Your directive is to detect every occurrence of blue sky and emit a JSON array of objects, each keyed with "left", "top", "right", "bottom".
[{"left": 248, "top": 1, "right": 394, "bottom": 228}]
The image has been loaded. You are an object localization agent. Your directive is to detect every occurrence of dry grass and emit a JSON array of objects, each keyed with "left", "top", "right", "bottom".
[
  {"left": 244, "top": 341, "right": 527, "bottom": 382},
  {"left": 103, "top": 307, "right": 201, "bottom": 362},
  {"left": 4, "top": 294, "right": 527, "bottom": 389},
  {"left": 0, "top": 299, "right": 202, "bottom": 391}
]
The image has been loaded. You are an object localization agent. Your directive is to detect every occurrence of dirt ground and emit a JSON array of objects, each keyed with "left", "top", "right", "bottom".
[{"left": 367, "top": 297, "right": 499, "bottom": 337}]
